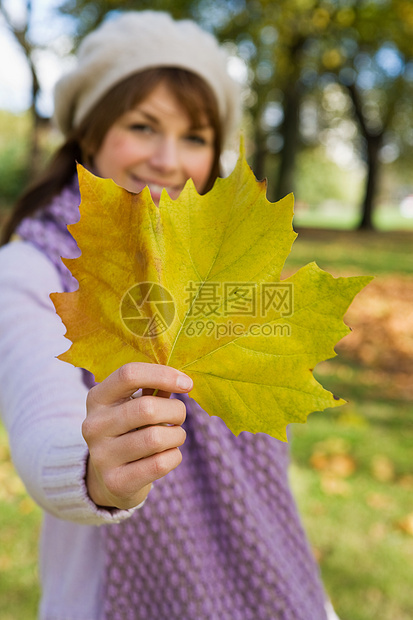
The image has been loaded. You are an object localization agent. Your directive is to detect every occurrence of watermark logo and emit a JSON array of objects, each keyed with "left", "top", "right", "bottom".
[
  {"left": 120, "top": 281, "right": 293, "bottom": 339},
  {"left": 184, "top": 320, "right": 291, "bottom": 339},
  {"left": 261, "top": 283, "right": 293, "bottom": 317},
  {"left": 185, "top": 282, "right": 293, "bottom": 318},
  {"left": 120, "top": 282, "right": 175, "bottom": 338}
]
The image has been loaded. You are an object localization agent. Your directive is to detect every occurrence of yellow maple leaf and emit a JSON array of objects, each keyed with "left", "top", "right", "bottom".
[{"left": 51, "top": 147, "right": 372, "bottom": 441}]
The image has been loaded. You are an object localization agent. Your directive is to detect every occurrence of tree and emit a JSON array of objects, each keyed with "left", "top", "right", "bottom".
[
  {"left": 218, "top": 0, "right": 413, "bottom": 228},
  {"left": 58, "top": 0, "right": 413, "bottom": 229},
  {"left": 0, "top": 0, "right": 43, "bottom": 177},
  {"left": 316, "top": 0, "right": 413, "bottom": 229},
  {"left": 58, "top": 0, "right": 196, "bottom": 42}
]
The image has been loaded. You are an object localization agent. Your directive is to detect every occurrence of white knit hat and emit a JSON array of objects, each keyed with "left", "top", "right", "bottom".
[{"left": 54, "top": 11, "right": 241, "bottom": 145}]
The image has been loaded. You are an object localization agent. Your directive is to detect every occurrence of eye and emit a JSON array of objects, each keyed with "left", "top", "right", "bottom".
[
  {"left": 128, "top": 123, "right": 154, "bottom": 134},
  {"left": 185, "top": 133, "right": 208, "bottom": 146}
]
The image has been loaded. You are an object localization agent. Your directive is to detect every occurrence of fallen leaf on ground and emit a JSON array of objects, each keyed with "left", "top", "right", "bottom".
[
  {"left": 320, "top": 474, "right": 351, "bottom": 496},
  {"left": 398, "top": 475, "right": 413, "bottom": 490},
  {"left": 366, "top": 493, "right": 394, "bottom": 510},
  {"left": 396, "top": 513, "right": 413, "bottom": 536},
  {"left": 370, "top": 455, "right": 396, "bottom": 483},
  {"left": 339, "top": 276, "right": 413, "bottom": 399},
  {"left": 368, "top": 522, "right": 388, "bottom": 541},
  {"left": 311, "top": 452, "right": 356, "bottom": 477}
]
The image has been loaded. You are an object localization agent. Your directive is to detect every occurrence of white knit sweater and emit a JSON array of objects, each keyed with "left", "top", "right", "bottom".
[{"left": 0, "top": 240, "right": 138, "bottom": 619}]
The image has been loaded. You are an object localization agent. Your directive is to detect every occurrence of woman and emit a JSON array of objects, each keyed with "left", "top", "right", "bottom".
[{"left": 0, "top": 11, "right": 334, "bottom": 620}]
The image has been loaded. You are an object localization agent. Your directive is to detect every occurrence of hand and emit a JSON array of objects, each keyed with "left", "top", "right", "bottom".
[{"left": 82, "top": 362, "right": 192, "bottom": 510}]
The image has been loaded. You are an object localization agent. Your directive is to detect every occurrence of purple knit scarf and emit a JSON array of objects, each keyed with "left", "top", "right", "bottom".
[{"left": 18, "top": 181, "right": 328, "bottom": 620}]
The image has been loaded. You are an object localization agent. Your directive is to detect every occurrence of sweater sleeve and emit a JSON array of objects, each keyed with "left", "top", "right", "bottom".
[{"left": 0, "top": 240, "right": 141, "bottom": 525}]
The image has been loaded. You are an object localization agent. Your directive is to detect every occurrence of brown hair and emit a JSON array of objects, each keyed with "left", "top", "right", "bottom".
[{"left": 1, "top": 67, "right": 222, "bottom": 244}]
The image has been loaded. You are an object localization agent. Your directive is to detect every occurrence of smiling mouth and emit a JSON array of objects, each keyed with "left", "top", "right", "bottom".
[{"left": 130, "top": 175, "right": 182, "bottom": 197}]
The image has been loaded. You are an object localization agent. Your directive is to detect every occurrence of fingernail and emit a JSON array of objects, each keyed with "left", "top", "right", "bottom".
[{"left": 177, "top": 374, "right": 192, "bottom": 390}]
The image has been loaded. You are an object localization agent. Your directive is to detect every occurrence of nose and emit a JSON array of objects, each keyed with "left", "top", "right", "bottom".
[{"left": 150, "top": 136, "right": 180, "bottom": 173}]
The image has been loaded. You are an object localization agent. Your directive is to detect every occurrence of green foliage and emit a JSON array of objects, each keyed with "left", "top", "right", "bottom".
[
  {"left": 58, "top": 0, "right": 196, "bottom": 43},
  {"left": 0, "top": 111, "right": 60, "bottom": 217},
  {"left": 294, "top": 147, "right": 364, "bottom": 207},
  {"left": 0, "top": 112, "right": 32, "bottom": 209},
  {"left": 54, "top": 0, "right": 413, "bottom": 228},
  {"left": 217, "top": 0, "right": 413, "bottom": 224}
]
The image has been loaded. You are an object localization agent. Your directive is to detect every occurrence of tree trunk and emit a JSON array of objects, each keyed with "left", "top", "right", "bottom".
[
  {"left": 252, "top": 126, "right": 267, "bottom": 181},
  {"left": 28, "top": 60, "right": 42, "bottom": 180},
  {"left": 346, "top": 83, "right": 386, "bottom": 231},
  {"left": 275, "top": 83, "right": 301, "bottom": 200},
  {"left": 358, "top": 134, "right": 382, "bottom": 230},
  {"left": 0, "top": 1, "right": 44, "bottom": 180}
]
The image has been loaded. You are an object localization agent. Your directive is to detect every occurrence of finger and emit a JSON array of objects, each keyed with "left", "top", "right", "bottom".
[
  {"left": 89, "top": 362, "right": 193, "bottom": 406},
  {"left": 105, "top": 424, "right": 187, "bottom": 465},
  {"left": 115, "top": 448, "right": 183, "bottom": 503},
  {"left": 108, "top": 395, "right": 187, "bottom": 436}
]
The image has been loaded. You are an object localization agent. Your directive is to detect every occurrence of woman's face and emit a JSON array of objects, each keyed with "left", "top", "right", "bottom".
[{"left": 93, "top": 81, "right": 215, "bottom": 205}]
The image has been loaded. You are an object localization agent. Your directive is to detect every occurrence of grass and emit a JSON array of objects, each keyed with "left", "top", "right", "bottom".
[
  {"left": 283, "top": 227, "right": 413, "bottom": 276},
  {"left": 285, "top": 227, "right": 413, "bottom": 620},
  {"left": 292, "top": 201, "right": 413, "bottom": 232},
  {"left": 0, "top": 432, "right": 41, "bottom": 618},
  {"left": 1, "top": 227, "right": 412, "bottom": 619},
  {"left": 289, "top": 364, "right": 413, "bottom": 620}
]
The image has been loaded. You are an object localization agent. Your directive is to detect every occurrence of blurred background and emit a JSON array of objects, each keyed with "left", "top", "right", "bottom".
[{"left": 0, "top": 1, "right": 412, "bottom": 619}]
